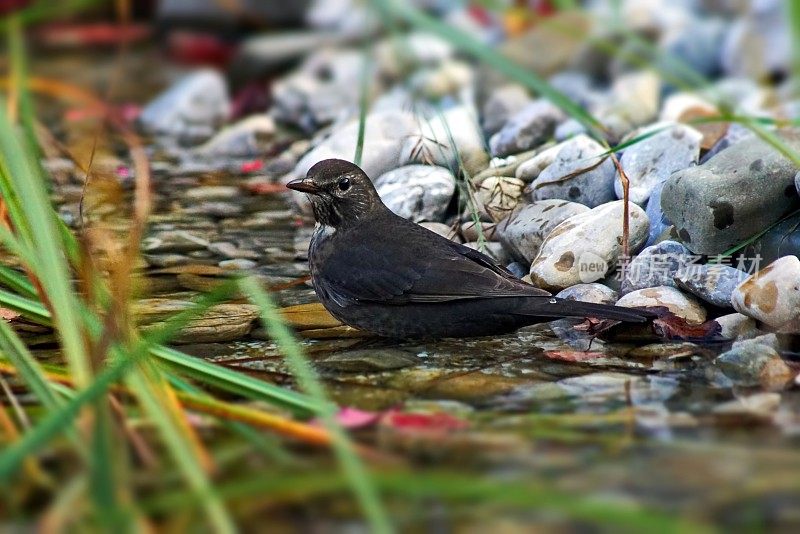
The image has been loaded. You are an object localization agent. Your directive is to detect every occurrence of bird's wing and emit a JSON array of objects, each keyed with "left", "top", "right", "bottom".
[{"left": 314, "top": 218, "right": 551, "bottom": 306}]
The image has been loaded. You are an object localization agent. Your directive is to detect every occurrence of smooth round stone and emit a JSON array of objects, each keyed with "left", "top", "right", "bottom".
[
  {"left": 514, "top": 143, "right": 562, "bottom": 182},
  {"left": 400, "top": 105, "right": 488, "bottom": 175},
  {"left": 489, "top": 99, "right": 566, "bottom": 157},
  {"left": 460, "top": 220, "right": 497, "bottom": 242},
  {"left": 318, "top": 348, "right": 420, "bottom": 372},
  {"left": 715, "top": 312, "right": 760, "bottom": 340},
  {"left": 732, "top": 256, "right": 800, "bottom": 333},
  {"left": 620, "top": 240, "right": 693, "bottom": 295},
  {"left": 614, "top": 122, "right": 702, "bottom": 205},
  {"left": 375, "top": 165, "right": 455, "bottom": 223},
  {"left": 555, "top": 283, "right": 618, "bottom": 305},
  {"left": 208, "top": 242, "right": 260, "bottom": 260},
  {"left": 293, "top": 110, "right": 417, "bottom": 184},
  {"left": 674, "top": 263, "right": 748, "bottom": 308},
  {"left": 137, "top": 69, "right": 229, "bottom": 143},
  {"left": 616, "top": 286, "right": 707, "bottom": 324},
  {"left": 530, "top": 200, "right": 649, "bottom": 291},
  {"left": 496, "top": 200, "right": 589, "bottom": 264},
  {"left": 715, "top": 335, "right": 793, "bottom": 390},
  {"left": 475, "top": 176, "right": 525, "bottom": 222},
  {"left": 661, "top": 132, "right": 800, "bottom": 255},
  {"left": 660, "top": 17, "right": 726, "bottom": 78},
  {"left": 185, "top": 186, "right": 240, "bottom": 201},
  {"left": 481, "top": 84, "right": 531, "bottom": 136},
  {"left": 192, "top": 115, "right": 276, "bottom": 159},
  {"left": 143, "top": 230, "right": 210, "bottom": 253},
  {"left": 418, "top": 222, "right": 461, "bottom": 242},
  {"left": 529, "top": 134, "right": 617, "bottom": 208},
  {"left": 721, "top": 0, "right": 789, "bottom": 80}
]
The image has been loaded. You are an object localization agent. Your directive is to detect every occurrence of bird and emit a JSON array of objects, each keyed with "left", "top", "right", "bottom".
[{"left": 287, "top": 158, "right": 652, "bottom": 339}]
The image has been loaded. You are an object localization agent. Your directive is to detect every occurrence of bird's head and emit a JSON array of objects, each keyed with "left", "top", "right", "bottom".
[{"left": 286, "top": 159, "right": 383, "bottom": 227}]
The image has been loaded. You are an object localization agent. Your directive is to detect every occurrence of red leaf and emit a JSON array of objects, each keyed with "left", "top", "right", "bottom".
[{"left": 381, "top": 410, "right": 469, "bottom": 432}]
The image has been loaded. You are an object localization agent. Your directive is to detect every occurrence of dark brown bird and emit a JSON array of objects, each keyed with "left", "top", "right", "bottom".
[{"left": 287, "top": 159, "right": 650, "bottom": 339}]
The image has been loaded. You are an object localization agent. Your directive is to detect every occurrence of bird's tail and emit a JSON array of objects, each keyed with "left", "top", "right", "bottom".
[{"left": 523, "top": 297, "right": 655, "bottom": 323}]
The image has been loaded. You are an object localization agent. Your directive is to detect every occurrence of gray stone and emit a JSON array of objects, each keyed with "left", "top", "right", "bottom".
[
  {"left": 661, "top": 132, "right": 800, "bottom": 255},
  {"left": 674, "top": 264, "right": 748, "bottom": 308},
  {"left": 644, "top": 180, "right": 671, "bottom": 247},
  {"left": 616, "top": 286, "right": 707, "bottom": 324},
  {"left": 556, "top": 283, "right": 618, "bottom": 305},
  {"left": 318, "top": 348, "right": 420, "bottom": 372},
  {"left": 208, "top": 242, "right": 260, "bottom": 260},
  {"left": 529, "top": 134, "right": 617, "bottom": 208},
  {"left": 715, "top": 312, "right": 760, "bottom": 340},
  {"left": 660, "top": 17, "right": 726, "bottom": 78},
  {"left": 143, "top": 230, "right": 210, "bottom": 253},
  {"left": 464, "top": 241, "right": 510, "bottom": 265},
  {"left": 374, "top": 165, "right": 455, "bottom": 223},
  {"left": 219, "top": 259, "right": 257, "bottom": 270},
  {"left": 489, "top": 99, "right": 566, "bottom": 157},
  {"left": 530, "top": 200, "right": 649, "bottom": 290},
  {"left": 615, "top": 123, "right": 702, "bottom": 205},
  {"left": 721, "top": 0, "right": 790, "bottom": 80},
  {"left": 138, "top": 69, "right": 229, "bottom": 143},
  {"left": 496, "top": 200, "right": 589, "bottom": 264},
  {"left": 621, "top": 240, "right": 694, "bottom": 294},
  {"left": 732, "top": 256, "right": 800, "bottom": 333},
  {"left": 481, "top": 84, "right": 531, "bottom": 136},
  {"left": 192, "top": 115, "right": 276, "bottom": 159},
  {"left": 232, "top": 31, "right": 348, "bottom": 77},
  {"left": 715, "top": 334, "right": 793, "bottom": 389}
]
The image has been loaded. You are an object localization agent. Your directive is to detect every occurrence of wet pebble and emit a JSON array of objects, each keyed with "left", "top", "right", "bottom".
[
  {"left": 715, "top": 335, "right": 794, "bottom": 390},
  {"left": 219, "top": 258, "right": 257, "bottom": 271},
  {"left": 528, "top": 134, "right": 617, "bottom": 208},
  {"left": 143, "top": 230, "right": 210, "bottom": 253},
  {"left": 530, "top": 200, "right": 649, "bottom": 290},
  {"left": 616, "top": 286, "right": 707, "bottom": 324},
  {"left": 615, "top": 122, "right": 701, "bottom": 205},
  {"left": 620, "top": 240, "right": 693, "bottom": 294},
  {"left": 489, "top": 99, "right": 566, "bottom": 157},
  {"left": 374, "top": 165, "right": 455, "bottom": 223},
  {"left": 715, "top": 312, "right": 760, "bottom": 340},
  {"left": 184, "top": 202, "right": 243, "bottom": 218},
  {"left": 731, "top": 256, "right": 800, "bottom": 333},
  {"left": 497, "top": 200, "right": 588, "bottom": 264},
  {"left": 318, "top": 349, "right": 420, "bottom": 372},
  {"left": 674, "top": 263, "right": 748, "bottom": 308}
]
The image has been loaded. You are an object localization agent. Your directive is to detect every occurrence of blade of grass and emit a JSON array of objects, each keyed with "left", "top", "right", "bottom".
[
  {"left": 353, "top": 46, "right": 371, "bottom": 167},
  {"left": 240, "top": 277, "right": 392, "bottom": 534}
]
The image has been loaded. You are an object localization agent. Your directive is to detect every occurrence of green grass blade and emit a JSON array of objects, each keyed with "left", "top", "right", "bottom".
[
  {"left": 240, "top": 277, "right": 393, "bottom": 534},
  {"left": 353, "top": 47, "right": 371, "bottom": 167}
]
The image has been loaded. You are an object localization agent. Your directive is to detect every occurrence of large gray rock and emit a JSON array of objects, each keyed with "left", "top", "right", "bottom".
[
  {"left": 661, "top": 132, "right": 800, "bottom": 255},
  {"left": 530, "top": 200, "right": 649, "bottom": 290},
  {"left": 496, "top": 200, "right": 589, "bottom": 264},
  {"left": 138, "top": 69, "right": 229, "bottom": 143},
  {"left": 489, "top": 99, "right": 566, "bottom": 157},
  {"left": 374, "top": 165, "right": 455, "bottom": 223},
  {"left": 529, "top": 134, "right": 617, "bottom": 208},
  {"left": 615, "top": 123, "right": 702, "bottom": 205}
]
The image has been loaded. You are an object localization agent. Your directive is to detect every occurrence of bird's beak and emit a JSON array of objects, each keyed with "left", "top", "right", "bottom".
[{"left": 286, "top": 178, "right": 320, "bottom": 194}]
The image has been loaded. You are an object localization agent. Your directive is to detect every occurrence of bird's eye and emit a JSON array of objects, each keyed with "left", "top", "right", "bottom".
[{"left": 337, "top": 177, "right": 351, "bottom": 192}]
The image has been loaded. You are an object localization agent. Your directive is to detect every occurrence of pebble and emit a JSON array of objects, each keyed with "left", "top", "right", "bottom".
[
  {"left": 137, "top": 69, "right": 229, "bottom": 143},
  {"left": 514, "top": 142, "right": 562, "bottom": 182},
  {"left": 489, "top": 99, "right": 566, "bottom": 157},
  {"left": 715, "top": 335, "right": 794, "bottom": 390},
  {"left": 475, "top": 176, "right": 525, "bottom": 222},
  {"left": 208, "top": 242, "right": 261, "bottom": 260},
  {"left": 731, "top": 256, "right": 800, "bottom": 333},
  {"left": 291, "top": 110, "right": 418, "bottom": 198},
  {"left": 185, "top": 186, "right": 240, "bottom": 201},
  {"left": 496, "top": 200, "right": 589, "bottom": 264},
  {"left": 460, "top": 220, "right": 497, "bottom": 242},
  {"left": 192, "top": 115, "right": 276, "bottom": 159},
  {"left": 142, "top": 253, "right": 192, "bottom": 268},
  {"left": 721, "top": 0, "right": 790, "bottom": 81},
  {"left": 673, "top": 263, "right": 748, "bottom": 308},
  {"left": 419, "top": 222, "right": 460, "bottom": 242},
  {"left": 529, "top": 200, "right": 649, "bottom": 290},
  {"left": 712, "top": 393, "right": 781, "bottom": 425},
  {"left": 555, "top": 283, "right": 618, "bottom": 305},
  {"left": 615, "top": 122, "right": 702, "bottom": 205},
  {"left": 620, "top": 240, "right": 694, "bottom": 294},
  {"left": 660, "top": 17, "right": 727, "bottom": 78},
  {"left": 401, "top": 105, "right": 488, "bottom": 175},
  {"left": 644, "top": 180, "right": 671, "bottom": 247},
  {"left": 464, "top": 241, "right": 510, "bottom": 265},
  {"left": 184, "top": 202, "right": 243, "bottom": 218},
  {"left": 661, "top": 132, "right": 800, "bottom": 255},
  {"left": 143, "top": 230, "right": 210, "bottom": 253},
  {"left": 481, "top": 84, "right": 531, "bottom": 136},
  {"left": 318, "top": 348, "right": 420, "bottom": 372},
  {"left": 374, "top": 165, "right": 455, "bottom": 223},
  {"left": 528, "top": 134, "right": 617, "bottom": 208},
  {"left": 136, "top": 299, "right": 260, "bottom": 343},
  {"left": 715, "top": 312, "right": 760, "bottom": 340},
  {"left": 616, "top": 286, "right": 707, "bottom": 324}
]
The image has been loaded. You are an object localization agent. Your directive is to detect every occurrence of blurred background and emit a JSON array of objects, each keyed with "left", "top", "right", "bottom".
[{"left": 2, "top": 0, "right": 800, "bottom": 532}]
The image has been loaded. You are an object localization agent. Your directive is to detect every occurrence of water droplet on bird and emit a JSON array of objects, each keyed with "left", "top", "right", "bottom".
[{"left": 549, "top": 298, "right": 557, "bottom": 304}]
